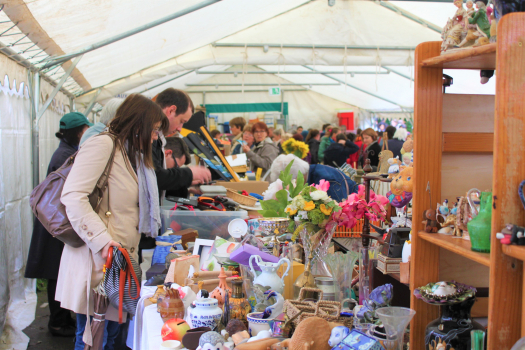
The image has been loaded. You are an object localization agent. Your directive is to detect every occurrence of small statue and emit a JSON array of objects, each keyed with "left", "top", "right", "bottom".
[
  {"left": 466, "top": 0, "right": 476, "bottom": 16},
  {"left": 441, "top": 0, "right": 469, "bottom": 52},
  {"left": 458, "top": 0, "right": 492, "bottom": 47},
  {"left": 328, "top": 326, "right": 350, "bottom": 348},
  {"left": 387, "top": 157, "right": 401, "bottom": 178},
  {"left": 197, "top": 331, "right": 229, "bottom": 350},
  {"left": 387, "top": 167, "right": 413, "bottom": 208},
  {"left": 496, "top": 223, "right": 525, "bottom": 245}
]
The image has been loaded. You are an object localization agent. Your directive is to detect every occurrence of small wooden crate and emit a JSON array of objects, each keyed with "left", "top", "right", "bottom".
[{"left": 377, "top": 253, "right": 402, "bottom": 274}]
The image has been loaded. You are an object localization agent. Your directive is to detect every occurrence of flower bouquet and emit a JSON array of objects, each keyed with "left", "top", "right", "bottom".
[{"left": 281, "top": 138, "right": 309, "bottom": 159}]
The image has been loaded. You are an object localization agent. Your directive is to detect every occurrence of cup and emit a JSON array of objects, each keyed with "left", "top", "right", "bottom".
[{"left": 160, "top": 340, "right": 182, "bottom": 350}]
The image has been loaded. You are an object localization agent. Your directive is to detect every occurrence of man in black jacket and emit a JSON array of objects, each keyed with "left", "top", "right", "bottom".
[
  {"left": 153, "top": 88, "right": 211, "bottom": 200},
  {"left": 323, "top": 133, "right": 360, "bottom": 167}
]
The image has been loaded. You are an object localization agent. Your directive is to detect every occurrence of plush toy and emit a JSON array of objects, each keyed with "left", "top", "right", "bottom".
[
  {"left": 422, "top": 209, "right": 440, "bottom": 233},
  {"left": 386, "top": 167, "right": 413, "bottom": 208}
]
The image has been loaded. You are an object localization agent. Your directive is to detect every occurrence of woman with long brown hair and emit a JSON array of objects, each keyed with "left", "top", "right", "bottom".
[
  {"left": 55, "top": 94, "right": 168, "bottom": 349},
  {"left": 360, "top": 127, "right": 381, "bottom": 168}
]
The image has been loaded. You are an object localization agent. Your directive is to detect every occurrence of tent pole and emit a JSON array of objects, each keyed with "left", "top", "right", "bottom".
[
  {"left": 31, "top": 71, "right": 40, "bottom": 187},
  {"left": 212, "top": 43, "right": 417, "bottom": 50},
  {"left": 195, "top": 70, "right": 389, "bottom": 75},
  {"left": 140, "top": 70, "right": 195, "bottom": 93},
  {"left": 301, "top": 65, "right": 406, "bottom": 108},
  {"left": 203, "top": 91, "right": 206, "bottom": 107},
  {"left": 382, "top": 67, "right": 414, "bottom": 81},
  {"left": 36, "top": 55, "right": 82, "bottom": 123},
  {"left": 281, "top": 91, "right": 286, "bottom": 131},
  {"left": 83, "top": 88, "right": 102, "bottom": 117},
  {"left": 39, "top": 0, "right": 221, "bottom": 70}
]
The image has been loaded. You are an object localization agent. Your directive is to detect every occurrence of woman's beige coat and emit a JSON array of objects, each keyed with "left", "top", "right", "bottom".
[{"left": 56, "top": 134, "right": 140, "bottom": 343}]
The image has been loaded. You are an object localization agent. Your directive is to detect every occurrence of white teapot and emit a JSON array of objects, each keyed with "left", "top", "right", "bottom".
[{"left": 249, "top": 255, "right": 290, "bottom": 295}]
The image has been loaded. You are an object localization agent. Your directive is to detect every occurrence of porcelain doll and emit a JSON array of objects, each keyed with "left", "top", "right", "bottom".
[
  {"left": 197, "top": 331, "right": 229, "bottom": 350},
  {"left": 441, "top": 0, "right": 468, "bottom": 52},
  {"left": 328, "top": 326, "right": 350, "bottom": 348}
]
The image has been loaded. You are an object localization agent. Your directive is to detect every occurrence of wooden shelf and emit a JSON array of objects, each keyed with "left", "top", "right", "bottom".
[
  {"left": 421, "top": 43, "right": 496, "bottom": 70},
  {"left": 502, "top": 244, "right": 525, "bottom": 261},
  {"left": 418, "top": 231, "right": 491, "bottom": 267}
]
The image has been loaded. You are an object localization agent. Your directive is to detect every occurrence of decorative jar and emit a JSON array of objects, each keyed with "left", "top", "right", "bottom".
[
  {"left": 158, "top": 288, "right": 185, "bottom": 322},
  {"left": 188, "top": 298, "right": 223, "bottom": 330},
  {"left": 226, "top": 279, "right": 252, "bottom": 328}
]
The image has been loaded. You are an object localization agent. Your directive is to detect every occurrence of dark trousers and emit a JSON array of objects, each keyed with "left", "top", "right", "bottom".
[{"left": 47, "top": 279, "right": 74, "bottom": 328}]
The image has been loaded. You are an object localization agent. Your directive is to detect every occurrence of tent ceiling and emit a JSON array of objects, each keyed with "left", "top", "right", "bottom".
[{"left": 0, "top": 0, "right": 496, "bottom": 111}]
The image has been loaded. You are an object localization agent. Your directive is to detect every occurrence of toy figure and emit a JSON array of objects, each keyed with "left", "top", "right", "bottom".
[
  {"left": 328, "top": 326, "right": 350, "bottom": 348},
  {"left": 466, "top": 0, "right": 476, "bottom": 16},
  {"left": 496, "top": 223, "right": 525, "bottom": 245},
  {"left": 423, "top": 209, "right": 441, "bottom": 233},
  {"left": 387, "top": 157, "right": 401, "bottom": 178},
  {"left": 386, "top": 167, "right": 413, "bottom": 208},
  {"left": 377, "top": 150, "right": 394, "bottom": 174},
  {"left": 458, "top": 0, "right": 491, "bottom": 47},
  {"left": 197, "top": 331, "right": 229, "bottom": 350}
]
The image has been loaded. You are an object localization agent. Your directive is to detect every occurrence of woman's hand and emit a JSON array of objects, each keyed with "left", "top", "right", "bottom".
[
  {"left": 101, "top": 240, "right": 121, "bottom": 259},
  {"left": 242, "top": 144, "right": 251, "bottom": 153}
]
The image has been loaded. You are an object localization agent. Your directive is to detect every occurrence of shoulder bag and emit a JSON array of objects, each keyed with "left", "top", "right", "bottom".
[{"left": 29, "top": 133, "right": 118, "bottom": 248}]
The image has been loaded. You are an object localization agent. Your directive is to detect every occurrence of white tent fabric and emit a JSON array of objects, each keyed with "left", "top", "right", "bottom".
[{"left": 0, "top": 56, "right": 69, "bottom": 350}]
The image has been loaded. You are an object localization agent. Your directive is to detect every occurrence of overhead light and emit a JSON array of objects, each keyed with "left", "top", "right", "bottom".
[
  {"left": 328, "top": 0, "right": 336, "bottom": 6},
  {"left": 234, "top": 72, "right": 238, "bottom": 77},
  {"left": 263, "top": 44, "right": 269, "bottom": 53}
]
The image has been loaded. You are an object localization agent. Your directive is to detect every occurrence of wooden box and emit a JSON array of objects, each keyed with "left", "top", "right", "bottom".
[{"left": 376, "top": 253, "right": 402, "bottom": 274}]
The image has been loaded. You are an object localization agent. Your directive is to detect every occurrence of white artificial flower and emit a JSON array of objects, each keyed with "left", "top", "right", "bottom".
[
  {"left": 310, "top": 190, "right": 329, "bottom": 201},
  {"left": 263, "top": 179, "right": 283, "bottom": 200},
  {"left": 297, "top": 210, "right": 308, "bottom": 220}
]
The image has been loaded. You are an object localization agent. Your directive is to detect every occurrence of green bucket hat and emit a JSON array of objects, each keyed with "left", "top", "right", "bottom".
[{"left": 59, "top": 112, "right": 93, "bottom": 130}]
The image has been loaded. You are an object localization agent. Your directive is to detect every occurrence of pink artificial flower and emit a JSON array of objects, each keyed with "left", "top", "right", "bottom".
[{"left": 313, "top": 179, "right": 330, "bottom": 192}]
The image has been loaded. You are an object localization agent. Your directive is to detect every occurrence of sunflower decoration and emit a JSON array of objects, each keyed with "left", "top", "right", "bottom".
[{"left": 282, "top": 138, "right": 309, "bottom": 159}]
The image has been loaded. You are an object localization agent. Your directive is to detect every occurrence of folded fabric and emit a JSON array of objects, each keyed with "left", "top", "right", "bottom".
[{"left": 151, "top": 235, "right": 182, "bottom": 265}]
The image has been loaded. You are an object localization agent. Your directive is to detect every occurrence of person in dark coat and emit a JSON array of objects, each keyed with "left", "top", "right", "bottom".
[
  {"left": 25, "top": 112, "right": 92, "bottom": 337},
  {"left": 360, "top": 128, "right": 382, "bottom": 169},
  {"left": 305, "top": 129, "right": 321, "bottom": 164},
  {"left": 323, "top": 133, "right": 359, "bottom": 167},
  {"left": 387, "top": 127, "right": 407, "bottom": 160}
]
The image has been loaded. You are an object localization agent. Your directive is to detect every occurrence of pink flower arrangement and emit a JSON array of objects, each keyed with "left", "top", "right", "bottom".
[
  {"left": 333, "top": 185, "right": 389, "bottom": 229},
  {"left": 312, "top": 179, "right": 330, "bottom": 192}
]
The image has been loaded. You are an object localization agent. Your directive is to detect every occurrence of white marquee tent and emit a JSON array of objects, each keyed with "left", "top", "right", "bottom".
[{"left": 0, "top": 1, "right": 496, "bottom": 348}]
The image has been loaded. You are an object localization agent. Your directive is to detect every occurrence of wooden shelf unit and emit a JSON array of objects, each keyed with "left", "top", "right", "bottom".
[
  {"left": 419, "top": 231, "right": 491, "bottom": 267},
  {"left": 410, "top": 13, "right": 525, "bottom": 350}
]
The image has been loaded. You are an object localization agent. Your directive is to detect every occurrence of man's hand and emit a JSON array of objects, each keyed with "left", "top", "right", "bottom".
[
  {"left": 189, "top": 166, "right": 212, "bottom": 184},
  {"left": 101, "top": 240, "right": 121, "bottom": 260}
]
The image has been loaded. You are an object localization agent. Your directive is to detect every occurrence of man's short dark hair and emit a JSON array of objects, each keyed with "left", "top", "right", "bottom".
[
  {"left": 336, "top": 133, "right": 348, "bottom": 142},
  {"left": 385, "top": 125, "right": 396, "bottom": 140},
  {"left": 155, "top": 88, "right": 194, "bottom": 116},
  {"left": 165, "top": 136, "right": 191, "bottom": 165}
]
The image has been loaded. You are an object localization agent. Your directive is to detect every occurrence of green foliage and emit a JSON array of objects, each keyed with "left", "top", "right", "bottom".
[
  {"left": 307, "top": 208, "right": 326, "bottom": 225},
  {"left": 258, "top": 159, "right": 308, "bottom": 217}
]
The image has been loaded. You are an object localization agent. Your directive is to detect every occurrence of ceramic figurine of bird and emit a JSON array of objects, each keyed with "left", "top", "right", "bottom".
[
  {"left": 262, "top": 290, "right": 284, "bottom": 319},
  {"left": 439, "top": 200, "right": 450, "bottom": 217}
]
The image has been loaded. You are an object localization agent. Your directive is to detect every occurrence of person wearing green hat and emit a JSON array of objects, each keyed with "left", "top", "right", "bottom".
[{"left": 25, "top": 111, "right": 92, "bottom": 337}]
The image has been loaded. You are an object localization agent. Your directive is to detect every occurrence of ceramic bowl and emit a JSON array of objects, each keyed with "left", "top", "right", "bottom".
[
  {"left": 247, "top": 312, "right": 271, "bottom": 336},
  {"left": 160, "top": 340, "right": 182, "bottom": 350}
]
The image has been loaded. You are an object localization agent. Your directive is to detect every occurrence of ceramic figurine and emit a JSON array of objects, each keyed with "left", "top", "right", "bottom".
[
  {"left": 497, "top": 223, "right": 525, "bottom": 245},
  {"left": 438, "top": 199, "right": 450, "bottom": 217},
  {"left": 441, "top": 0, "right": 469, "bottom": 52},
  {"left": 423, "top": 209, "right": 440, "bottom": 233},
  {"left": 197, "top": 331, "right": 229, "bottom": 350},
  {"left": 188, "top": 298, "right": 223, "bottom": 330},
  {"left": 249, "top": 255, "right": 290, "bottom": 295},
  {"left": 328, "top": 326, "right": 350, "bottom": 348},
  {"left": 387, "top": 157, "right": 401, "bottom": 178},
  {"left": 261, "top": 290, "right": 284, "bottom": 320},
  {"left": 458, "top": 0, "right": 492, "bottom": 47},
  {"left": 466, "top": 0, "right": 476, "bottom": 16},
  {"left": 438, "top": 214, "right": 458, "bottom": 235},
  {"left": 386, "top": 167, "right": 413, "bottom": 208}
]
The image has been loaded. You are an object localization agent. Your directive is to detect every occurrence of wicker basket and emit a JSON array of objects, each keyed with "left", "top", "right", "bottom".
[
  {"left": 334, "top": 219, "right": 381, "bottom": 238},
  {"left": 226, "top": 188, "right": 258, "bottom": 206}
]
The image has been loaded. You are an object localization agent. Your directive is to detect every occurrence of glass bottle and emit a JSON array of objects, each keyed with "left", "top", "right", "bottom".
[{"left": 227, "top": 279, "right": 252, "bottom": 328}]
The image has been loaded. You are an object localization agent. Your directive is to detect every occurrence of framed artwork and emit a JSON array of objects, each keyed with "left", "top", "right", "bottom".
[{"left": 192, "top": 238, "right": 217, "bottom": 271}]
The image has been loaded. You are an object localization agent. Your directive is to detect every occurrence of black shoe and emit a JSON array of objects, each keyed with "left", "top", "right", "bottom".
[
  {"left": 66, "top": 317, "right": 76, "bottom": 328},
  {"left": 48, "top": 325, "right": 76, "bottom": 337}
]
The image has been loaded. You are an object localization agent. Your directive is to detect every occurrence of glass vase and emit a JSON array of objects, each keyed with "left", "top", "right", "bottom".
[
  {"left": 359, "top": 247, "right": 370, "bottom": 305},
  {"left": 299, "top": 223, "right": 335, "bottom": 277},
  {"left": 324, "top": 251, "right": 359, "bottom": 302},
  {"left": 376, "top": 307, "right": 416, "bottom": 350},
  {"left": 467, "top": 192, "right": 492, "bottom": 253}
]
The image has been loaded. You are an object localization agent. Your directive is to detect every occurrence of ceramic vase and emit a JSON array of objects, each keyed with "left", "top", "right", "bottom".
[
  {"left": 468, "top": 192, "right": 492, "bottom": 253},
  {"left": 158, "top": 288, "right": 185, "bottom": 322},
  {"left": 227, "top": 280, "right": 252, "bottom": 328},
  {"left": 188, "top": 298, "right": 223, "bottom": 330},
  {"left": 425, "top": 297, "right": 485, "bottom": 350}
]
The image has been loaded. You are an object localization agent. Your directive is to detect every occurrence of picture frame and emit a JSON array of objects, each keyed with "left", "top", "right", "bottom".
[{"left": 192, "top": 238, "right": 218, "bottom": 271}]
